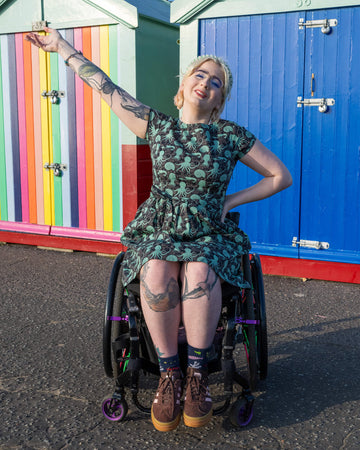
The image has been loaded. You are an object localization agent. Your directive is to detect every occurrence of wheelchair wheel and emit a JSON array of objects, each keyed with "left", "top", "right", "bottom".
[
  {"left": 103, "top": 252, "right": 128, "bottom": 378},
  {"left": 102, "top": 396, "right": 128, "bottom": 422},
  {"left": 250, "top": 254, "right": 268, "bottom": 380},
  {"left": 229, "top": 397, "right": 254, "bottom": 427},
  {"left": 242, "top": 255, "right": 258, "bottom": 391}
]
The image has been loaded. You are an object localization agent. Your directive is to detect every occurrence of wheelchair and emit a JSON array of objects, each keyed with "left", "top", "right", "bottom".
[{"left": 101, "top": 214, "right": 268, "bottom": 427}]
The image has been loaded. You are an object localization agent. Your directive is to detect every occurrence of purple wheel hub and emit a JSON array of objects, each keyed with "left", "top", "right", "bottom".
[{"left": 102, "top": 398, "right": 126, "bottom": 422}]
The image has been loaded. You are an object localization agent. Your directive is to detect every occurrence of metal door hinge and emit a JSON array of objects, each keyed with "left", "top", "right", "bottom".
[
  {"left": 297, "top": 97, "right": 335, "bottom": 113},
  {"left": 41, "top": 90, "right": 65, "bottom": 105},
  {"left": 292, "top": 237, "right": 330, "bottom": 250},
  {"left": 298, "top": 18, "right": 337, "bottom": 34},
  {"left": 44, "top": 162, "right": 67, "bottom": 177}
]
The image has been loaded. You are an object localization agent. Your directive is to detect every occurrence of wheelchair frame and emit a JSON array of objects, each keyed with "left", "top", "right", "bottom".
[{"left": 101, "top": 248, "right": 267, "bottom": 427}]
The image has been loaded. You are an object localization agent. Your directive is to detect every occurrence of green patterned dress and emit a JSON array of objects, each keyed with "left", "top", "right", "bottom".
[{"left": 120, "top": 109, "right": 256, "bottom": 288}]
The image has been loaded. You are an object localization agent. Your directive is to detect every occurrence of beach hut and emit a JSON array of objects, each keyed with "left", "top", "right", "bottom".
[
  {"left": 0, "top": 0, "right": 179, "bottom": 254},
  {"left": 171, "top": 0, "right": 360, "bottom": 283}
]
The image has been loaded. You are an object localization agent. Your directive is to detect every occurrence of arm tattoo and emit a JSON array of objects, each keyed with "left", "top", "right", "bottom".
[
  {"left": 182, "top": 265, "right": 219, "bottom": 302},
  {"left": 140, "top": 265, "right": 180, "bottom": 312},
  {"left": 71, "top": 56, "right": 149, "bottom": 121}
]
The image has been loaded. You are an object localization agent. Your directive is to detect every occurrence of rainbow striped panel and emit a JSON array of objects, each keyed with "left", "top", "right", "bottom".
[{"left": 0, "top": 25, "right": 123, "bottom": 233}]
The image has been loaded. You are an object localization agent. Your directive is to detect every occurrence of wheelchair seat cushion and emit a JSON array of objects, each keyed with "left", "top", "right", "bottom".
[{"left": 120, "top": 109, "right": 256, "bottom": 288}]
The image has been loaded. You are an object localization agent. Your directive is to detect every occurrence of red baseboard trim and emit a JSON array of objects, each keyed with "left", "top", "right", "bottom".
[
  {"left": 259, "top": 255, "right": 360, "bottom": 284},
  {"left": 0, "top": 230, "right": 358, "bottom": 283},
  {"left": 0, "top": 231, "right": 125, "bottom": 255}
]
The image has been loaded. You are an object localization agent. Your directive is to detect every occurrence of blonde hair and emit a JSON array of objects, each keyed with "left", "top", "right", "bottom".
[{"left": 174, "top": 55, "right": 233, "bottom": 122}]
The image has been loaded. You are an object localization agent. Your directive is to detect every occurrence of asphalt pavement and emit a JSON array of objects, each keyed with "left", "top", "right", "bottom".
[{"left": 1, "top": 243, "right": 360, "bottom": 449}]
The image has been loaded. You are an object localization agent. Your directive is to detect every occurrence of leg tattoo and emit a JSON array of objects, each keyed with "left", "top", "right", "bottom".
[
  {"left": 182, "top": 264, "right": 219, "bottom": 302},
  {"left": 140, "top": 263, "right": 180, "bottom": 312}
]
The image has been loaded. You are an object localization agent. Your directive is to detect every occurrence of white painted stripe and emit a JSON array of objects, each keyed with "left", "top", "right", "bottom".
[
  {"left": 1, "top": 35, "right": 15, "bottom": 221},
  {"left": 58, "top": 29, "right": 71, "bottom": 227}
]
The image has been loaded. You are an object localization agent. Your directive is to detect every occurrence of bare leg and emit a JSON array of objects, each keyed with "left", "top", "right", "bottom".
[
  {"left": 140, "top": 260, "right": 181, "bottom": 357},
  {"left": 180, "top": 262, "right": 222, "bottom": 349}
]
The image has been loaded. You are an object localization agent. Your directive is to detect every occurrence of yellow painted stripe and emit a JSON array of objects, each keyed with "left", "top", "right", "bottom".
[
  {"left": 39, "top": 46, "right": 52, "bottom": 225},
  {"left": 46, "top": 52, "right": 55, "bottom": 225},
  {"left": 100, "top": 25, "right": 113, "bottom": 231}
]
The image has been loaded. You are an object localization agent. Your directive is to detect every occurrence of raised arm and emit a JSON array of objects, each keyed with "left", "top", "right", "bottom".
[
  {"left": 221, "top": 139, "right": 293, "bottom": 221},
  {"left": 26, "top": 27, "right": 150, "bottom": 139}
]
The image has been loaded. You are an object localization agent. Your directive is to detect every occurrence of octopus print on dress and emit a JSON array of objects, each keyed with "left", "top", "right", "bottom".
[{"left": 121, "top": 109, "right": 256, "bottom": 288}]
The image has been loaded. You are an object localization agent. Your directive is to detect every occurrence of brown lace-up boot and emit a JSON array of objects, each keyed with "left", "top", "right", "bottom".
[
  {"left": 183, "top": 367, "right": 213, "bottom": 427},
  {"left": 151, "top": 369, "right": 182, "bottom": 432}
]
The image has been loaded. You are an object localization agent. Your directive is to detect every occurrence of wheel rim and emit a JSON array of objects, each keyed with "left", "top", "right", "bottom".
[
  {"left": 237, "top": 404, "right": 254, "bottom": 427},
  {"left": 102, "top": 398, "right": 125, "bottom": 421}
]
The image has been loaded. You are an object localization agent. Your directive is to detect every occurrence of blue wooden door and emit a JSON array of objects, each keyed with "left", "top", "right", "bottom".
[
  {"left": 200, "top": 12, "right": 304, "bottom": 259},
  {"left": 199, "top": 7, "right": 360, "bottom": 264},
  {"left": 299, "top": 7, "right": 360, "bottom": 263}
]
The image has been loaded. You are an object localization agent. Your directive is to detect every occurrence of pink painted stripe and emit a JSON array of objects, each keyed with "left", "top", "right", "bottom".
[
  {"left": 15, "top": 34, "right": 30, "bottom": 223},
  {"left": 31, "top": 45, "right": 44, "bottom": 225},
  {"left": 0, "top": 221, "right": 50, "bottom": 235},
  {"left": 51, "top": 226, "right": 121, "bottom": 241},
  {"left": 91, "top": 27, "right": 104, "bottom": 231},
  {"left": 74, "top": 29, "right": 87, "bottom": 229}
]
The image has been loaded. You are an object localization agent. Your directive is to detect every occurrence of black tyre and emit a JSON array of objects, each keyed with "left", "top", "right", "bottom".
[
  {"left": 242, "top": 255, "right": 257, "bottom": 391},
  {"left": 103, "top": 252, "right": 126, "bottom": 378},
  {"left": 250, "top": 254, "right": 268, "bottom": 380}
]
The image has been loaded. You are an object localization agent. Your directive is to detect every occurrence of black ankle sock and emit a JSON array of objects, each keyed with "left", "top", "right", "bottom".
[
  {"left": 187, "top": 345, "right": 212, "bottom": 371},
  {"left": 158, "top": 354, "right": 180, "bottom": 372}
]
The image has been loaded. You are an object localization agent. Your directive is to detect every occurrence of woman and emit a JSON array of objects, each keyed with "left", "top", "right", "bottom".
[{"left": 26, "top": 28, "right": 292, "bottom": 432}]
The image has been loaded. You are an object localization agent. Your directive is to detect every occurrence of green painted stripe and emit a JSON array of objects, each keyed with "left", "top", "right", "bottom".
[
  {"left": 0, "top": 42, "right": 8, "bottom": 221},
  {"left": 109, "top": 24, "right": 121, "bottom": 232},
  {"left": 50, "top": 51, "right": 63, "bottom": 226}
]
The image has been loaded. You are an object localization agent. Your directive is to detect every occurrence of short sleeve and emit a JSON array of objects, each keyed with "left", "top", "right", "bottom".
[
  {"left": 233, "top": 126, "right": 256, "bottom": 160},
  {"left": 145, "top": 108, "right": 172, "bottom": 141}
]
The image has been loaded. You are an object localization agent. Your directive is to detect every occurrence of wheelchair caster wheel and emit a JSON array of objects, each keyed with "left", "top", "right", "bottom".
[
  {"left": 229, "top": 398, "right": 254, "bottom": 427},
  {"left": 102, "top": 396, "right": 128, "bottom": 422}
]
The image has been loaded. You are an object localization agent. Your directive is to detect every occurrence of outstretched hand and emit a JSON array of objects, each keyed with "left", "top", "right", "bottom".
[{"left": 25, "top": 27, "right": 63, "bottom": 53}]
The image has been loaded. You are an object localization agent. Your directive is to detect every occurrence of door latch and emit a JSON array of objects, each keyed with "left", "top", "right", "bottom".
[
  {"left": 297, "top": 96, "right": 335, "bottom": 113},
  {"left": 44, "top": 162, "right": 67, "bottom": 177},
  {"left": 292, "top": 237, "right": 330, "bottom": 250},
  {"left": 41, "top": 90, "right": 65, "bottom": 105},
  {"left": 298, "top": 18, "right": 338, "bottom": 34}
]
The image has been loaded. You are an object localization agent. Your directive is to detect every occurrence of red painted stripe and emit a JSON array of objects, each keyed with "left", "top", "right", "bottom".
[
  {"left": 121, "top": 144, "right": 138, "bottom": 228},
  {"left": 260, "top": 255, "right": 360, "bottom": 284}
]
